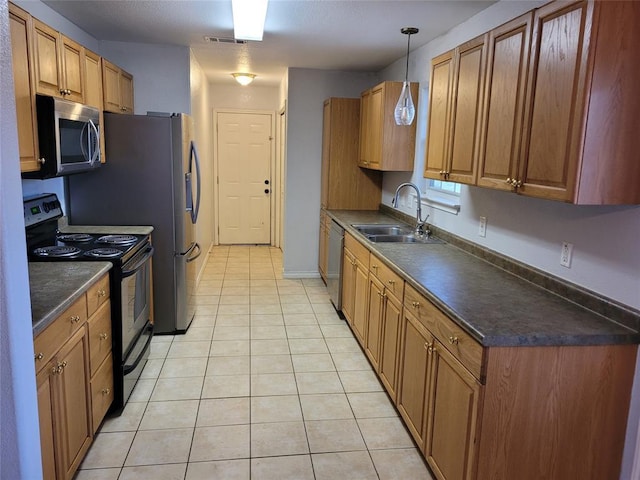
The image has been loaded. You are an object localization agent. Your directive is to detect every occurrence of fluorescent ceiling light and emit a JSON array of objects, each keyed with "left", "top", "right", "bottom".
[
  {"left": 232, "top": 0, "right": 268, "bottom": 41},
  {"left": 232, "top": 73, "right": 256, "bottom": 86}
]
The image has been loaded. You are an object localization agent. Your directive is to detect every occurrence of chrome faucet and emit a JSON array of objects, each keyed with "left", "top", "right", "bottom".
[{"left": 392, "top": 182, "right": 430, "bottom": 236}]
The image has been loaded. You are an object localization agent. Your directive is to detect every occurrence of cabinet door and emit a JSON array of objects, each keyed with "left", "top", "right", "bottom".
[
  {"left": 351, "top": 259, "right": 369, "bottom": 346},
  {"left": 36, "top": 367, "right": 57, "bottom": 480},
  {"left": 379, "top": 290, "right": 402, "bottom": 401},
  {"left": 83, "top": 49, "right": 102, "bottom": 109},
  {"left": 318, "top": 211, "right": 327, "bottom": 280},
  {"left": 397, "top": 310, "right": 433, "bottom": 449},
  {"left": 477, "top": 13, "right": 532, "bottom": 191},
  {"left": 425, "top": 342, "right": 482, "bottom": 480},
  {"left": 102, "top": 60, "right": 121, "bottom": 113},
  {"left": 518, "top": 1, "right": 593, "bottom": 201},
  {"left": 341, "top": 247, "right": 356, "bottom": 325},
  {"left": 358, "top": 90, "right": 371, "bottom": 167},
  {"left": 120, "top": 70, "right": 134, "bottom": 113},
  {"left": 61, "top": 35, "right": 84, "bottom": 102},
  {"left": 365, "top": 274, "right": 384, "bottom": 370},
  {"left": 424, "top": 51, "right": 454, "bottom": 181},
  {"left": 9, "top": 4, "right": 40, "bottom": 173},
  {"left": 367, "top": 86, "right": 384, "bottom": 169},
  {"left": 56, "top": 327, "right": 92, "bottom": 479},
  {"left": 32, "top": 19, "right": 63, "bottom": 97},
  {"left": 448, "top": 35, "right": 487, "bottom": 185}
]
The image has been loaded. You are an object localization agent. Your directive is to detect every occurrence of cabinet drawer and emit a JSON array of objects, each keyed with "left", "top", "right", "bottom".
[
  {"left": 404, "top": 284, "right": 484, "bottom": 380},
  {"left": 369, "top": 254, "right": 404, "bottom": 299},
  {"left": 345, "top": 232, "right": 370, "bottom": 269},
  {"left": 90, "top": 353, "right": 113, "bottom": 432},
  {"left": 87, "top": 274, "right": 110, "bottom": 316},
  {"left": 34, "top": 296, "right": 87, "bottom": 373},
  {"left": 87, "top": 302, "right": 112, "bottom": 376}
]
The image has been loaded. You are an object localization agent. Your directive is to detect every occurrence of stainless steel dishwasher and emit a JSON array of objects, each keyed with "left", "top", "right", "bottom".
[{"left": 327, "top": 219, "right": 344, "bottom": 310}]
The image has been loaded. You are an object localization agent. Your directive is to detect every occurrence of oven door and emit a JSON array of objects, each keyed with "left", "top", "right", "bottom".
[{"left": 120, "top": 244, "right": 154, "bottom": 357}]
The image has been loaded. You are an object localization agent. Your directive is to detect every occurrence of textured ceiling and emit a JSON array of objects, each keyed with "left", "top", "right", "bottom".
[{"left": 43, "top": 0, "right": 496, "bottom": 86}]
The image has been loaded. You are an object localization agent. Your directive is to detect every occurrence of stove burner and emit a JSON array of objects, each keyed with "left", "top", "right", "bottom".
[
  {"left": 57, "top": 233, "right": 94, "bottom": 243},
  {"left": 97, "top": 235, "right": 138, "bottom": 246},
  {"left": 84, "top": 248, "right": 123, "bottom": 259},
  {"left": 33, "top": 246, "right": 81, "bottom": 258}
]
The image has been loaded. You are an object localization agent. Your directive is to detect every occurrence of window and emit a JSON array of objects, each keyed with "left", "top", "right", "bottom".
[
  {"left": 422, "top": 179, "right": 461, "bottom": 214},
  {"left": 427, "top": 179, "right": 461, "bottom": 195}
]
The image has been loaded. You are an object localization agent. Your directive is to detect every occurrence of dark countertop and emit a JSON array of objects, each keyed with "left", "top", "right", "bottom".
[
  {"left": 29, "top": 262, "right": 112, "bottom": 336},
  {"left": 327, "top": 210, "right": 640, "bottom": 347}
]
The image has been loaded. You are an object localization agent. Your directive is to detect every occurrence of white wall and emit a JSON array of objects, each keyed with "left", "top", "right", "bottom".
[
  {"left": 189, "top": 52, "right": 213, "bottom": 275},
  {"left": 100, "top": 41, "right": 191, "bottom": 115},
  {"left": 1, "top": 1, "right": 42, "bottom": 476},
  {"left": 209, "top": 83, "right": 280, "bottom": 111},
  {"left": 378, "top": 0, "right": 640, "bottom": 312},
  {"left": 283, "top": 68, "right": 379, "bottom": 276}
]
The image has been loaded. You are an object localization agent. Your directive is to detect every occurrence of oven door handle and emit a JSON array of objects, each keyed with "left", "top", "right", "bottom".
[
  {"left": 123, "top": 324, "right": 154, "bottom": 375},
  {"left": 121, "top": 246, "right": 154, "bottom": 278}
]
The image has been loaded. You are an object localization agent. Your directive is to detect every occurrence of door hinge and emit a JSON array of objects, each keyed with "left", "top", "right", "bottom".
[
  {"left": 217, "top": 176, "right": 219, "bottom": 185},
  {"left": 269, "top": 136, "right": 273, "bottom": 141}
]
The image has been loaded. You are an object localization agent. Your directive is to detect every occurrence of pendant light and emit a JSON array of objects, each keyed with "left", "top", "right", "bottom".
[{"left": 394, "top": 27, "right": 419, "bottom": 126}]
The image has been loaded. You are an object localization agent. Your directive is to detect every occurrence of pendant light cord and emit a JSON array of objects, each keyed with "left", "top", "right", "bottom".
[{"left": 405, "top": 32, "right": 411, "bottom": 83}]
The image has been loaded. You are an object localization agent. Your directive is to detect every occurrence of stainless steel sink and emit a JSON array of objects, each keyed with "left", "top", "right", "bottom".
[
  {"left": 367, "top": 234, "right": 444, "bottom": 244},
  {"left": 352, "top": 224, "right": 413, "bottom": 236},
  {"left": 351, "top": 224, "right": 444, "bottom": 244}
]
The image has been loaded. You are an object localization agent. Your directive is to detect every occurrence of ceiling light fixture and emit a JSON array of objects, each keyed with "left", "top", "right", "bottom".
[
  {"left": 394, "top": 27, "right": 419, "bottom": 126},
  {"left": 232, "top": 0, "right": 269, "bottom": 41},
  {"left": 232, "top": 73, "right": 257, "bottom": 86}
]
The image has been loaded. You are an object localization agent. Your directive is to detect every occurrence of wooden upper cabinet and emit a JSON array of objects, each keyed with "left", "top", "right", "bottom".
[
  {"left": 424, "top": 35, "right": 487, "bottom": 185},
  {"left": 476, "top": 12, "right": 533, "bottom": 192},
  {"left": 358, "top": 81, "right": 418, "bottom": 171},
  {"left": 32, "top": 19, "right": 84, "bottom": 102},
  {"left": 321, "top": 98, "right": 381, "bottom": 210},
  {"left": 519, "top": 0, "right": 640, "bottom": 204},
  {"left": 9, "top": 3, "right": 40, "bottom": 173},
  {"left": 103, "top": 59, "right": 134, "bottom": 114},
  {"left": 83, "top": 49, "right": 103, "bottom": 109}
]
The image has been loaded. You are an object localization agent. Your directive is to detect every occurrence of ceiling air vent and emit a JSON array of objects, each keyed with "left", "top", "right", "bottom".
[{"left": 204, "top": 36, "right": 248, "bottom": 45}]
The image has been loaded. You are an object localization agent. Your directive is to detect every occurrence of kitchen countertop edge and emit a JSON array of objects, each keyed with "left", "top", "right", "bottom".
[{"left": 327, "top": 210, "right": 640, "bottom": 348}]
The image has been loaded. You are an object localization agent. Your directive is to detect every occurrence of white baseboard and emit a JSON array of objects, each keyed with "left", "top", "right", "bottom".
[{"left": 283, "top": 271, "right": 321, "bottom": 279}]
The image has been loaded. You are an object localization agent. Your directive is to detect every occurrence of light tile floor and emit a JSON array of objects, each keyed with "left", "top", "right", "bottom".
[{"left": 76, "top": 246, "right": 433, "bottom": 480}]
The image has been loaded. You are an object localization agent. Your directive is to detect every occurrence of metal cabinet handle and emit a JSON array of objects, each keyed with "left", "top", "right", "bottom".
[
  {"left": 101, "top": 388, "right": 111, "bottom": 395},
  {"left": 70, "top": 315, "right": 81, "bottom": 324},
  {"left": 99, "top": 333, "right": 109, "bottom": 340},
  {"left": 411, "top": 301, "right": 420, "bottom": 309},
  {"left": 35, "top": 352, "right": 44, "bottom": 361},
  {"left": 506, "top": 178, "right": 512, "bottom": 184},
  {"left": 38, "top": 158, "right": 46, "bottom": 165},
  {"left": 97, "top": 289, "right": 107, "bottom": 298},
  {"left": 425, "top": 342, "right": 434, "bottom": 354},
  {"left": 448, "top": 336, "right": 459, "bottom": 345},
  {"left": 388, "top": 279, "right": 395, "bottom": 285}
]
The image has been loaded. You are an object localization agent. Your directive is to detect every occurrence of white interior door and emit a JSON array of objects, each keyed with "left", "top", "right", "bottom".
[{"left": 217, "top": 112, "right": 272, "bottom": 244}]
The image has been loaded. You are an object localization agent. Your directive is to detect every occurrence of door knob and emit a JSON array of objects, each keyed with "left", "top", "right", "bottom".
[
  {"left": 264, "top": 180, "right": 270, "bottom": 185},
  {"left": 264, "top": 189, "right": 270, "bottom": 194}
]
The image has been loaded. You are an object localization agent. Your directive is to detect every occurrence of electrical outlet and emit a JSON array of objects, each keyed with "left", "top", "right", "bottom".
[
  {"left": 560, "top": 242, "right": 573, "bottom": 268},
  {"left": 478, "top": 216, "right": 487, "bottom": 237}
]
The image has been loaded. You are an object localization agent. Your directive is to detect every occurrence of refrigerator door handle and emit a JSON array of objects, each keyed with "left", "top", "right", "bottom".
[
  {"left": 186, "top": 243, "right": 201, "bottom": 263},
  {"left": 188, "top": 141, "right": 201, "bottom": 224},
  {"left": 185, "top": 171, "right": 193, "bottom": 213},
  {"left": 179, "top": 241, "right": 198, "bottom": 257}
]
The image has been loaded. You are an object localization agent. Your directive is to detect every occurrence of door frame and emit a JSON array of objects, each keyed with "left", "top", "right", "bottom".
[
  {"left": 276, "top": 101, "right": 287, "bottom": 249},
  {"left": 213, "top": 109, "right": 277, "bottom": 246}
]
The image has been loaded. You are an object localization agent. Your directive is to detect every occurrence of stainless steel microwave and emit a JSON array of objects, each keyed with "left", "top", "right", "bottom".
[{"left": 24, "top": 94, "right": 101, "bottom": 179}]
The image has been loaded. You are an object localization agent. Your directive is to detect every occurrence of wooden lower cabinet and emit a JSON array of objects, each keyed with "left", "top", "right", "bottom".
[
  {"left": 37, "top": 327, "right": 92, "bottom": 480},
  {"left": 396, "top": 309, "right": 433, "bottom": 450},
  {"left": 34, "top": 273, "right": 113, "bottom": 479},
  {"left": 341, "top": 233, "right": 370, "bottom": 343},
  {"left": 341, "top": 234, "right": 635, "bottom": 480},
  {"left": 425, "top": 341, "right": 482, "bottom": 480}
]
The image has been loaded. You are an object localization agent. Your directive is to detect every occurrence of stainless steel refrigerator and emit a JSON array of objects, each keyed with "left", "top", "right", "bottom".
[{"left": 67, "top": 112, "right": 202, "bottom": 334}]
